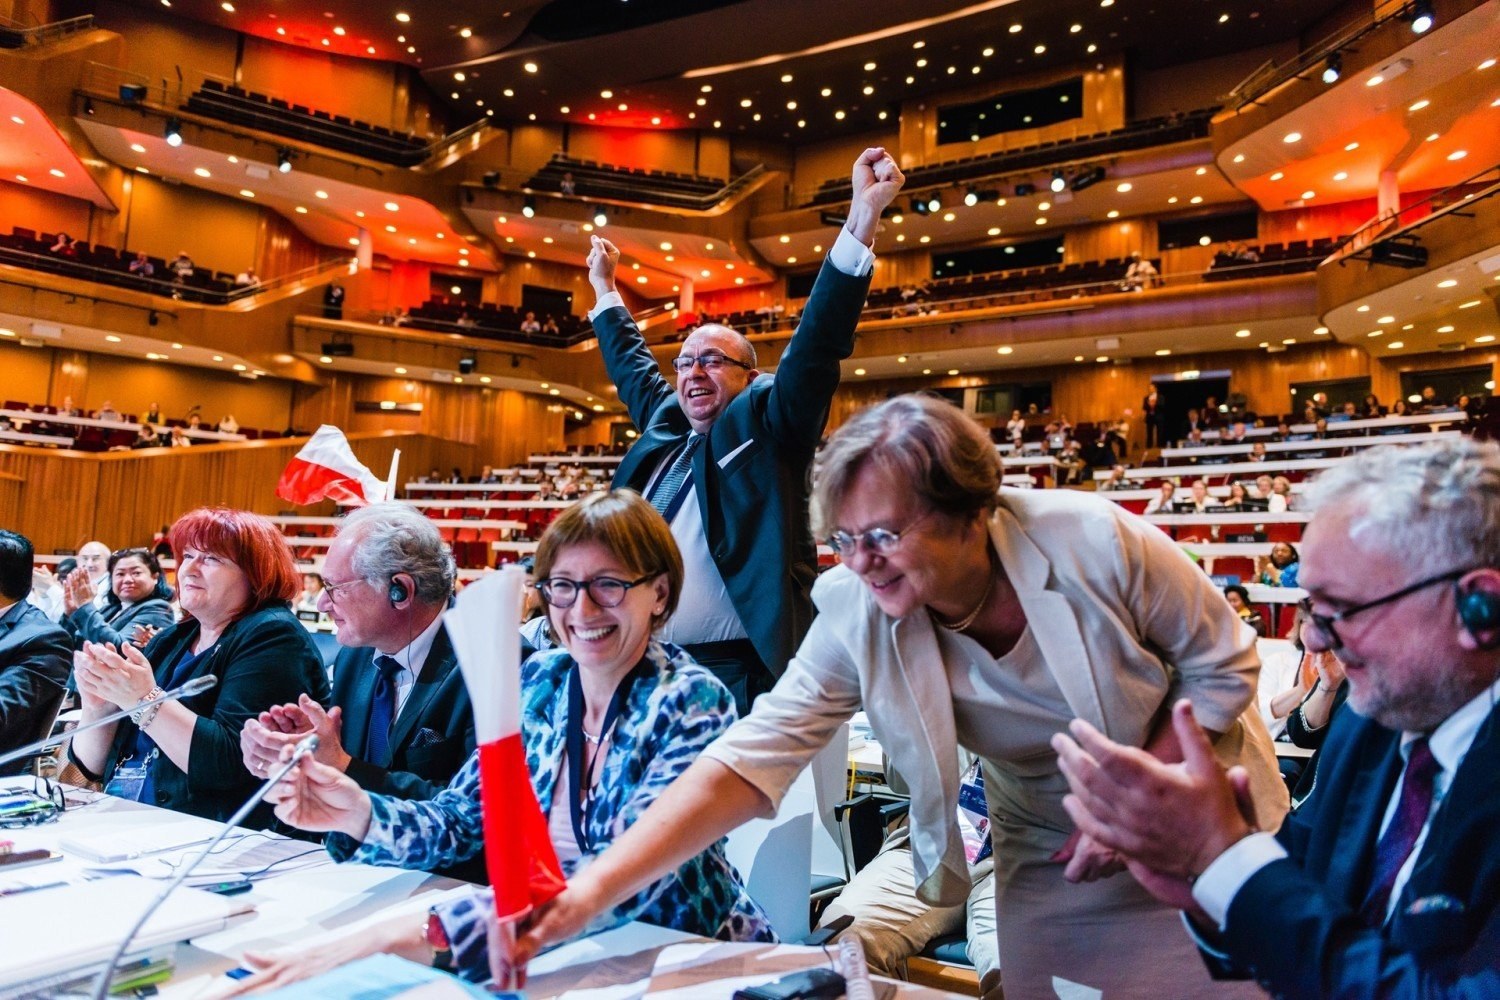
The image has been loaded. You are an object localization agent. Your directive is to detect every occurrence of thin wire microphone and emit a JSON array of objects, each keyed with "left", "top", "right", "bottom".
[
  {"left": 0, "top": 674, "right": 219, "bottom": 770},
  {"left": 88, "top": 734, "right": 320, "bottom": 1000}
]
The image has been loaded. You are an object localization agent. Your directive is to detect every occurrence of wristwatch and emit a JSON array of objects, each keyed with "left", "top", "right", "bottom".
[{"left": 424, "top": 909, "right": 454, "bottom": 972}]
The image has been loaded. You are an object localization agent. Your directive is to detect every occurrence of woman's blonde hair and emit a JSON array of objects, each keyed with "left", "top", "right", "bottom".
[
  {"left": 811, "top": 394, "right": 1001, "bottom": 538},
  {"left": 533, "top": 489, "right": 683, "bottom": 627}
]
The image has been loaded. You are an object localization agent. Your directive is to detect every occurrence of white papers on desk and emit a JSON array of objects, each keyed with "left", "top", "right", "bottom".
[
  {"left": 0, "top": 875, "right": 252, "bottom": 994},
  {"left": 83, "top": 833, "right": 331, "bottom": 885},
  {"left": 60, "top": 815, "right": 243, "bottom": 863}
]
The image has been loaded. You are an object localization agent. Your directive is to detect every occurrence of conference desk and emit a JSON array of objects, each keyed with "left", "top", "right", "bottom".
[
  {"left": 1158, "top": 428, "right": 1459, "bottom": 461},
  {"left": 406, "top": 499, "right": 576, "bottom": 511},
  {"left": 0, "top": 428, "right": 73, "bottom": 446},
  {"left": 1201, "top": 410, "right": 1469, "bottom": 439},
  {"left": 1, "top": 781, "right": 963, "bottom": 1000},
  {"left": 528, "top": 454, "right": 622, "bottom": 466},
  {"left": 1098, "top": 456, "right": 1343, "bottom": 480},
  {"left": 271, "top": 515, "right": 528, "bottom": 532},
  {"left": 403, "top": 481, "right": 546, "bottom": 493}
]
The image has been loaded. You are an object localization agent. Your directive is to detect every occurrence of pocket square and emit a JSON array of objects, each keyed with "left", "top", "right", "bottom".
[
  {"left": 410, "top": 727, "right": 447, "bottom": 749},
  {"left": 1405, "top": 894, "right": 1465, "bottom": 916}
]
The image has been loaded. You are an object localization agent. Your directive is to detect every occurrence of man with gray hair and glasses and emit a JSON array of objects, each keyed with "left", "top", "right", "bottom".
[
  {"left": 1053, "top": 436, "right": 1500, "bottom": 998},
  {"left": 240, "top": 503, "right": 474, "bottom": 807}
]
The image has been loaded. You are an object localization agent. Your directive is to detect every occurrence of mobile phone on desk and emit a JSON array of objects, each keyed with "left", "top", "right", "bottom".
[
  {"left": 0, "top": 848, "right": 62, "bottom": 871},
  {"left": 733, "top": 968, "right": 846, "bottom": 1000}
]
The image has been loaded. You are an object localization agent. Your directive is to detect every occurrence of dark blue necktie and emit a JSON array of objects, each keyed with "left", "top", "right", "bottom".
[
  {"left": 1360, "top": 737, "right": 1440, "bottom": 926},
  {"left": 364, "top": 655, "right": 402, "bottom": 767},
  {"left": 649, "top": 434, "right": 700, "bottom": 521}
]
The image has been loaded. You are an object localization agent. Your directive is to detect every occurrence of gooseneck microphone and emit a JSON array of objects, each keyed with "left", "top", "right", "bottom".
[
  {"left": 88, "top": 733, "right": 321, "bottom": 1000},
  {"left": 0, "top": 674, "right": 219, "bottom": 770}
]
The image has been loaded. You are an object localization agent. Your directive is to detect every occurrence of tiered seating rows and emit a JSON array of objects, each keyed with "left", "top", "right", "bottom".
[
  {"left": 865, "top": 256, "right": 1152, "bottom": 312},
  {"left": 1203, "top": 238, "right": 1335, "bottom": 281},
  {"left": 806, "top": 109, "right": 1216, "bottom": 207},
  {"left": 528, "top": 154, "right": 728, "bottom": 210},
  {"left": 0, "top": 227, "right": 249, "bottom": 303},
  {"left": 187, "top": 81, "right": 430, "bottom": 167},
  {"left": 406, "top": 300, "right": 594, "bottom": 347}
]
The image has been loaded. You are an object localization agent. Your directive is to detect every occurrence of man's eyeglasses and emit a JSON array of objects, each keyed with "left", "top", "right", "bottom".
[
  {"left": 1298, "top": 567, "right": 1473, "bottom": 650},
  {"left": 320, "top": 578, "right": 369, "bottom": 604},
  {"left": 671, "top": 352, "right": 753, "bottom": 374},
  {"left": 826, "top": 510, "right": 936, "bottom": 558},
  {"left": 537, "top": 575, "right": 654, "bottom": 609}
]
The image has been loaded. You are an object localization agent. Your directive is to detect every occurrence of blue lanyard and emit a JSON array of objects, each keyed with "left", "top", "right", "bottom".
[{"left": 564, "top": 661, "right": 645, "bottom": 852}]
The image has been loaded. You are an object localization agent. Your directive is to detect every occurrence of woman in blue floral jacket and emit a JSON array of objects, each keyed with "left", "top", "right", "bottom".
[{"left": 234, "top": 491, "right": 771, "bottom": 990}]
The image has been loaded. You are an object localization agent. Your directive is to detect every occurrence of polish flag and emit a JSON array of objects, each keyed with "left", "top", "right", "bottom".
[
  {"left": 275, "top": 425, "right": 387, "bottom": 507},
  {"left": 445, "top": 568, "right": 565, "bottom": 925}
]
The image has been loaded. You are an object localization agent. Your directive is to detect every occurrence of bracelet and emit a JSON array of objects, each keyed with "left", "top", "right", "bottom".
[{"left": 131, "top": 687, "right": 166, "bottom": 729}]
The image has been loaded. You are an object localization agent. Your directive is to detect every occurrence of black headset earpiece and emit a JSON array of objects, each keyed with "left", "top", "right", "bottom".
[
  {"left": 1456, "top": 581, "right": 1500, "bottom": 648},
  {"left": 388, "top": 577, "right": 409, "bottom": 606}
]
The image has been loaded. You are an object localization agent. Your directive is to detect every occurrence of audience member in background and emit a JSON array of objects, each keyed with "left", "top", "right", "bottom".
[
  {"left": 150, "top": 526, "right": 173, "bottom": 561},
  {"left": 1183, "top": 427, "right": 1207, "bottom": 449},
  {"left": 1247, "top": 442, "right": 1268, "bottom": 463},
  {"left": 1280, "top": 647, "right": 1348, "bottom": 804},
  {"left": 1257, "top": 542, "right": 1300, "bottom": 588},
  {"left": 520, "top": 311, "right": 541, "bottom": 335},
  {"left": 233, "top": 268, "right": 260, "bottom": 289},
  {"left": 1257, "top": 611, "right": 1309, "bottom": 741},
  {"left": 74, "top": 541, "right": 111, "bottom": 609},
  {"left": 1180, "top": 408, "right": 1204, "bottom": 443},
  {"left": 169, "top": 251, "right": 194, "bottom": 282},
  {"left": 62, "top": 547, "right": 174, "bottom": 651},
  {"left": 66, "top": 508, "right": 329, "bottom": 826},
  {"left": 1389, "top": 398, "right": 1410, "bottom": 416},
  {"left": 475, "top": 465, "right": 498, "bottom": 484},
  {"left": 143, "top": 402, "right": 161, "bottom": 424},
  {"left": 1222, "top": 421, "right": 1248, "bottom": 444},
  {"left": 187, "top": 413, "right": 202, "bottom": 431},
  {"left": 559, "top": 170, "right": 576, "bottom": 196},
  {"left": 1220, "top": 482, "right": 1251, "bottom": 510},
  {"left": 1418, "top": 385, "right": 1440, "bottom": 411},
  {"left": 1251, "top": 474, "right": 1276, "bottom": 506},
  {"left": 131, "top": 424, "right": 160, "bottom": 449},
  {"left": 0, "top": 530, "right": 71, "bottom": 776},
  {"left": 96, "top": 400, "right": 119, "bottom": 422},
  {"left": 28, "top": 557, "right": 74, "bottom": 622},
  {"left": 1144, "top": 480, "right": 1179, "bottom": 515},
  {"left": 1221, "top": 584, "right": 1265, "bottom": 637},
  {"left": 1046, "top": 416, "right": 1072, "bottom": 452},
  {"left": 583, "top": 148, "right": 901, "bottom": 714},
  {"left": 454, "top": 311, "right": 477, "bottom": 330},
  {"left": 128, "top": 251, "right": 154, "bottom": 277},
  {"left": 514, "top": 394, "right": 1286, "bottom": 997},
  {"left": 169, "top": 426, "right": 192, "bottom": 448},
  {"left": 1055, "top": 439, "right": 1085, "bottom": 486},
  {"left": 1105, "top": 419, "right": 1130, "bottom": 461},
  {"left": 241, "top": 505, "right": 475, "bottom": 857},
  {"left": 217, "top": 414, "right": 239, "bottom": 434},
  {"left": 1202, "top": 396, "right": 1222, "bottom": 429},
  {"left": 49, "top": 232, "right": 79, "bottom": 258},
  {"left": 1187, "top": 479, "right": 1220, "bottom": 513},
  {"left": 1329, "top": 401, "right": 1358, "bottom": 423},
  {"left": 1142, "top": 388, "right": 1162, "bottom": 449},
  {"left": 814, "top": 753, "right": 1000, "bottom": 999},
  {"left": 1051, "top": 438, "right": 1500, "bottom": 997},
  {"left": 1006, "top": 409, "right": 1026, "bottom": 448},
  {"left": 1271, "top": 475, "right": 1295, "bottom": 510},
  {"left": 235, "top": 492, "right": 771, "bottom": 990},
  {"left": 323, "top": 280, "right": 345, "bottom": 320},
  {"left": 447, "top": 467, "right": 464, "bottom": 484},
  {"left": 1098, "top": 465, "right": 1130, "bottom": 491},
  {"left": 536, "top": 478, "right": 557, "bottom": 501},
  {"left": 1272, "top": 420, "right": 1292, "bottom": 441},
  {"left": 58, "top": 395, "right": 79, "bottom": 417},
  {"left": 541, "top": 315, "right": 560, "bottom": 337},
  {"left": 1361, "top": 393, "right": 1383, "bottom": 418},
  {"left": 1123, "top": 251, "right": 1158, "bottom": 291},
  {"left": 295, "top": 574, "right": 324, "bottom": 614},
  {"left": 1300, "top": 401, "right": 1320, "bottom": 425}
]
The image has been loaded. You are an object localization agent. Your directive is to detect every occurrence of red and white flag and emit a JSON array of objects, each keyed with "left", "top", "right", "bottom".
[
  {"left": 275, "top": 425, "right": 387, "bottom": 507},
  {"left": 445, "top": 568, "right": 565, "bottom": 925}
]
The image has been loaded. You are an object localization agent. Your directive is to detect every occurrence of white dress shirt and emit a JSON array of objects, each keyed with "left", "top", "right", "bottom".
[{"left": 372, "top": 609, "right": 445, "bottom": 720}]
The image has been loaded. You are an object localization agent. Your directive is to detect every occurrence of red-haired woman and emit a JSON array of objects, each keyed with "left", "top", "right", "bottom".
[{"left": 68, "top": 508, "right": 329, "bottom": 826}]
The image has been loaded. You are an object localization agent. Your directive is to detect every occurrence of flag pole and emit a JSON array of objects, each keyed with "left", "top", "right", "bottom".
[{"left": 385, "top": 449, "right": 401, "bottom": 503}]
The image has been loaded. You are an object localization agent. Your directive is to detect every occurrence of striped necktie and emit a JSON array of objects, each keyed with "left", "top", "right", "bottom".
[{"left": 649, "top": 434, "right": 700, "bottom": 520}]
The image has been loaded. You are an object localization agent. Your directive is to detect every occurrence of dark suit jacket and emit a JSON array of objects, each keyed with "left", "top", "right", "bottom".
[
  {"left": 598, "top": 257, "right": 870, "bottom": 676},
  {"left": 0, "top": 600, "right": 70, "bottom": 775},
  {"left": 333, "top": 626, "right": 475, "bottom": 801},
  {"left": 64, "top": 597, "right": 175, "bottom": 650},
  {"left": 79, "top": 603, "right": 329, "bottom": 828},
  {"left": 1215, "top": 704, "right": 1500, "bottom": 998}
]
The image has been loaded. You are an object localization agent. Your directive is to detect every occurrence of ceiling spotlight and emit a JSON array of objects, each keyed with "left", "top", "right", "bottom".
[
  {"left": 911, "top": 195, "right": 930, "bottom": 216},
  {"left": 521, "top": 196, "right": 536, "bottom": 219},
  {"left": 592, "top": 206, "right": 608, "bottom": 227},
  {"left": 1049, "top": 170, "right": 1066, "bottom": 193},
  {"left": 1321, "top": 52, "right": 1342, "bottom": 84},
  {"left": 164, "top": 117, "right": 183, "bottom": 147},
  {"left": 1409, "top": 0, "right": 1434, "bottom": 33},
  {"left": 1014, "top": 182, "right": 1036, "bottom": 197},
  {"left": 925, "top": 192, "right": 942, "bottom": 213},
  {"left": 964, "top": 188, "right": 980, "bottom": 207},
  {"left": 276, "top": 147, "right": 292, "bottom": 173}
]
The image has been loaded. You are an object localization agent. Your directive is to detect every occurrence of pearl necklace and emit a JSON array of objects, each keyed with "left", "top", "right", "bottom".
[{"left": 932, "top": 559, "right": 996, "bottom": 633}]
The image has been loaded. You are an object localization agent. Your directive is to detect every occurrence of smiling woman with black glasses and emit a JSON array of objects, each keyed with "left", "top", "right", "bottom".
[{"left": 231, "top": 490, "right": 770, "bottom": 991}]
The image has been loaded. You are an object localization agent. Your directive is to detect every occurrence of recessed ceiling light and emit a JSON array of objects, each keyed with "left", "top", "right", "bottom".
[
  {"left": 1167, "top": 196, "right": 1178, "bottom": 204},
  {"left": 239, "top": 189, "right": 254, "bottom": 197},
  {"left": 997, "top": 346, "right": 1013, "bottom": 355},
  {"left": 193, "top": 167, "right": 211, "bottom": 177},
  {"left": 220, "top": 1, "right": 234, "bottom": 11},
  {"left": 1409, "top": 99, "right": 1430, "bottom": 111},
  {"left": 1477, "top": 335, "right": 1497, "bottom": 344},
  {"left": 1426, "top": 132, "right": 1440, "bottom": 142},
  {"left": 1106, "top": 210, "right": 1119, "bottom": 218},
  {"left": 1189, "top": 195, "right": 1203, "bottom": 204},
  {"left": 1367, "top": 74, "right": 1385, "bottom": 87},
  {"left": 1116, "top": 182, "right": 1132, "bottom": 193},
  {"left": 1387, "top": 341, "right": 1404, "bottom": 349},
  {"left": 1235, "top": 329, "right": 1251, "bottom": 338},
  {"left": 1447, "top": 150, "right": 1468, "bottom": 160},
  {"left": 1438, "top": 279, "right": 1458, "bottom": 288},
  {"left": 1282, "top": 338, "right": 1296, "bottom": 345},
  {"left": 523, "top": 62, "right": 538, "bottom": 73},
  {"left": 48, "top": 168, "right": 64, "bottom": 178},
  {"left": 1314, "top": 326, "right": 1329, "bottom": 334},
  {"left": 1300, "top": 190, "right": 1315, "bottom": 200},
  {"left": 129, "top": 142, "right": 146, "bottom": 153},
  {"left": 1156, "top": 348, "right": 1172, "bottom": 356},
  {"left": 987, "top": 227, "right": 1001, "bottom": 236},
  {"left": 105, "top": 335, "right": 121, "bottom": 343},
  {"left": 395, "top": 12, "right": 410, "bottom": 22},
  {"left": 1460, "top": 299, "right": 1482, "bottom": 309},
  {"left": 1438, "top": 325, "right": 1455, "bottom": 333},
  {"left": 1269, "top": 171, "right": 1284, "bottom": 181},
  {"left": 1283, "top": 132, "right": 1301, "bottom": 143},
  {"left": 1377, "top": 315, "right": 1396, "bottom": 324},
  {"left": 460, "top": 27, "right": 471, "bottom": 38},
  {"left": 1195, "top": 167, "right": 1207, "bottom": 175},
  {"left": 315, "top": 190, "right": 328, "bottom": 199},
  {"left": 1232, "top": 154, "right": 1245, "bottom": 163},
  {"left": 1345, "top": 141, "right": 1360, "bottom": 151},
  {"left": 1356, "top": 304, "right": 1370, "bottom": 312},
  {"left": 384, "top": 224, "right": 396, "bottom": 233},
  {"left": 942, "top": 211, "right": 956, "bottom": 222},
  {"left": 1333, "top": 171, "right": 1348, "bottom": 181},
  {"left": 1033, "top": 44, "right": 1046, "bottom": 55},
  {"left": 919, "top": 235, "right": 931, "bottom": 242},
  {"left": 1367, "top": 329, "right": 1384, "bottom": 337},
  {"left": 1096, "top": 356, "right": 1109, "bottom": 363},
  {"left": 854, "top": 368, "right": 866, "bottom": 376}
]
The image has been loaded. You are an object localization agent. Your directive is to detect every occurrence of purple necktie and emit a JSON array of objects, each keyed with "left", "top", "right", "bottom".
[{"left": 1360, "top": 737, "right": 1440, "bottom": 925}]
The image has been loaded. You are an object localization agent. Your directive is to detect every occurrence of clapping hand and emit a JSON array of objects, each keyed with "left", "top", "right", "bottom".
[
  {"left": 74, "top": 640, "right": 156, "bottom": 710},
  {"left": 62, "top": 568, "right": 94, "bottom": 614},
  {"left": 241, "top": 695, "right": 350, "bottom": 777},
  {"left": 130, "top": 623, "right": 160, "bottom": 648}
]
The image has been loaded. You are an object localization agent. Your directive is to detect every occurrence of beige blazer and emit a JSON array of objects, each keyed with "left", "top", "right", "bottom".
[{"left": 702, "top": 489, "right": 1288, "bottom": 906}]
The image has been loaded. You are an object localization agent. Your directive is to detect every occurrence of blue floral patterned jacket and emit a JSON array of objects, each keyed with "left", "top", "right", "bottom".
[{"left": 325, "top": 639, "right": 774, "bottom": 980}]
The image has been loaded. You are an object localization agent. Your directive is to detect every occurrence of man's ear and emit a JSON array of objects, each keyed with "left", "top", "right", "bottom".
[{"left": 1456, "top": 568, "right": 1500, "bottom": 651}]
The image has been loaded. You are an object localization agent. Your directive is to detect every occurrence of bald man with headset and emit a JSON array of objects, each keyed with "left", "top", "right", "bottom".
[{"left": 240, "top": 504, "right": 474, "bottom": 804}]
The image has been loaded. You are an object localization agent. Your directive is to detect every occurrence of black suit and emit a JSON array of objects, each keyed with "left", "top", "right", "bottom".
[
  {"left": 1210, "top": 703, "right": 1500, "bottom": 997},
  {"left": 0, "top": 600, "right": 70, "bottom": 776},
  {"left": 597, "top": 256, "right": 870, "bottom": 705},
  {"left": 331, "top": 627, "right": 475, "bottom": 802}
]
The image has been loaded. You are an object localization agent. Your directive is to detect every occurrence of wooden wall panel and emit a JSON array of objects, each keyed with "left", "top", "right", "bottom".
[
  {"left": 1064, "top": 219, "right": 1155, "bottom": 266},
  {"left": 1259, "top": 199, "right": 1379, "bottom": 246},
  {"left": 491, "top": 257, "right": 596, "bottom": 317},
  {"left": 0, "top": 433, "right": 474, "bottom": 555},
  {"left": 257, "top": 209, "right": 330, "bottom": 281},
  {"left": 869, "top": 249, "right": 935, "bottom": 293},
  {"left": 122, "top": 174, "right": 264, "bottom": 278},
  {"left": 569, "top": 128, "right": 707, "bottom": 177},
  {"left": 239, "top": 35, "right": 408, "bottom": 132},
  {"left": 0, "top": 342, "right": 61, "bottom": 406}
]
